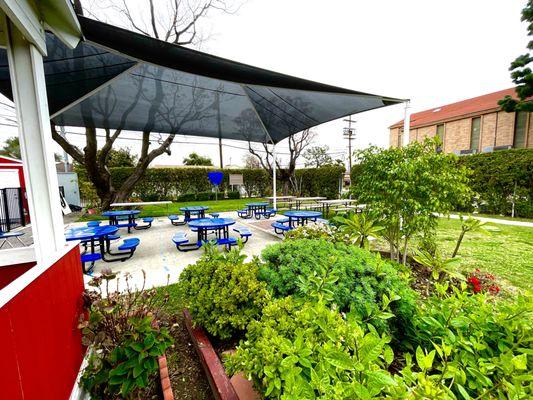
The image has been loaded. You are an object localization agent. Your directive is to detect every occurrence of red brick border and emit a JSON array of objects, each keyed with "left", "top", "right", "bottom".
[
  {"left": 158, "top": 354, "right": 174, "bottom": 400},
  {"left": 183, "top": 309, "right": 239, "bottom": 400}
]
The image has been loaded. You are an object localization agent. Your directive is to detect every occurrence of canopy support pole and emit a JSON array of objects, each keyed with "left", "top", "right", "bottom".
[
  {"left": 403, "top": 100, "right": 410, "bottom": 147},
  {"left": 272, "top": 143, "right": 277, "bottom": 211},
  {"left": 4, "top": 17, "right": 66, "bottom": 263}
]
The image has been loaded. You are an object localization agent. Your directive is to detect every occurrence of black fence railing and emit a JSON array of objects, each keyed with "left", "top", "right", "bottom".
[{"left": 0, "top": 187, "right": 25, "bottom": 232}]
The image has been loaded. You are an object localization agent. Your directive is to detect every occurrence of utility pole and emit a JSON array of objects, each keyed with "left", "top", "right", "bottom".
[
  {"left": 59, "top": 125, "right": 69, "bottom": 171},
  {"left": 343, "top": 116, "right": 356, "bottom": 174}
]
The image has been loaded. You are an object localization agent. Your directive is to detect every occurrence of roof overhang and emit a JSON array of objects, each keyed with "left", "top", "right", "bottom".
[{"left": 0, "top": 0, "right": 82, "bottom": 54}]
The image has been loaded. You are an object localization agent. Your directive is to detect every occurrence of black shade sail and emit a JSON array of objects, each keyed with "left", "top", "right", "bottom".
[{"left": 0, "top": 16, "right": 403, "bottom": 144}]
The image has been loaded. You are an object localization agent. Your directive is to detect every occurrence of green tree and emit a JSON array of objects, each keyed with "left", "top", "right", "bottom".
[
  {"left": 0, "top": 137, "right": 20, "bottom": 159},
  {"left": 499, "top": 0, "right": 533, "bottom": 112},
  {"left": 303, "top": 145, "right": 334, "bottom": 167},
  {"left": 104, "top": 148, "right": 137, "bottom": 168},
  {"left": 183, "top": 152, "right": 213, "bottom": 166},
  {"left": 351, "top": 138, "right": 472, "bottom": 264}
]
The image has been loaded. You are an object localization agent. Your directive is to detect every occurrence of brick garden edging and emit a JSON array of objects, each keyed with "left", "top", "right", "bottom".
[
  {"left": 158, "top": 354, "right": 174, "bottom": 400},
  {"left": 183, "top": 309, "right": 239, "bottom": 400}
]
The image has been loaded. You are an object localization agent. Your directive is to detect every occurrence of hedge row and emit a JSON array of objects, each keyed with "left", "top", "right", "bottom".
[
  {"left": 95, "top": 165, "right": 345, "bottom": 201},
  {"left": 350, "top": 148, "right": 533, "bottom": 218}
]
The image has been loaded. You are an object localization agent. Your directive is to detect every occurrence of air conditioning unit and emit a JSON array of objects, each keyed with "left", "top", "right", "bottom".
[{"left": 493, "top": 145, "right": 512, "bottom": 151}]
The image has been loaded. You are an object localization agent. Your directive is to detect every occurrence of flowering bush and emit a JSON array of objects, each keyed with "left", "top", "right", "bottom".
[{"left": 467, "top": 268, "right": 501, "bottom": 295}]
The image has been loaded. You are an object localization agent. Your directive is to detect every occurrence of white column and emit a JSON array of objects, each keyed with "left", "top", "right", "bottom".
[
  {"left": 5, "top": 19, "right": 66, "bottom": 263},
  {"left": 402, "top": 100, "right": 410, "bottom": 147},
  {"left": 272, "top": 143, "right": 277, "bottom": 210}
]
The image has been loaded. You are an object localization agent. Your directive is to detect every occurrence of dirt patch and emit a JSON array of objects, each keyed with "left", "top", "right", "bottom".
[{"left": 166, "top": 313, "right": 214, "bottom": 400}]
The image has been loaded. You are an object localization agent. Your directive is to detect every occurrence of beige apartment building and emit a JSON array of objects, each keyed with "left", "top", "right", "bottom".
[{"left": 389, "top": 88, "right": 533, "bottom": 153}]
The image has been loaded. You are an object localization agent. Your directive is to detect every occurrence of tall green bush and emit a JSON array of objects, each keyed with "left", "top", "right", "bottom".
[{"left": 258, "top": 239, "right": 417, "bottom": 336}]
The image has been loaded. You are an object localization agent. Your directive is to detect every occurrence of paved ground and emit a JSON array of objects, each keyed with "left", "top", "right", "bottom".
[
  {"left": 62, "top": 212, "right": 283, "bottom": 291},
  {"left": 447, "top": 214, "right": 533, "bottom": 228}
]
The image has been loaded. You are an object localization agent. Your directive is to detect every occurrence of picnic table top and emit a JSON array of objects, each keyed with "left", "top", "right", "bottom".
[
  {"left": 246, "top": 202, "right": 269, "bottom": 207},
  {"left": 188, "top": 218, "right": 235, "bottom": 229},
  {"left": 319, "top": 199, "right": 359, "bottom": 204},
  {"left": 102, "top": 210, "right": 140, "bottom": 217},
  {"left": 284, "top": 210, "right": 322, "bottom": 218},
  {"left": 265, "top": 196, "right": 295, "bottom": 200},
  {"left": 179, "top": 205, "right": 209, "bottom": 212},
  {"left": 293, "top": 197, "right": 327, "bottom": 201},
  {"left": 110, "top": 201, "right": 172, "bottom": 206},
  {"left": 65, "top": 225, "right": 118, "bottom": 241}
]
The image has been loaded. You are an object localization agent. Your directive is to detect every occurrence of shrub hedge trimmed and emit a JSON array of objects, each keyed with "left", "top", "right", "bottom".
[
  {"left": 79, "top": 165, "right": 344, "bottom": 202},
  {"left": 351, "top": 148, "right": 533, "bottom": 218}
]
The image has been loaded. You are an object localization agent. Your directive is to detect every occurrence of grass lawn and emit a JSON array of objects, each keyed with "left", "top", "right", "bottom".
[
  {"left": 435, "top": 218, "right": 533, "bottom": 291},
  {"left": 79, "top": 197, "right": 267, "bottom": 221}
]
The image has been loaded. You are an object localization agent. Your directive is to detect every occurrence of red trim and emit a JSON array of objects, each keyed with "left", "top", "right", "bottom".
[
  {"left": 183, "top": 309, "right": 239, "bottom": 400},
  {"left": 0, "top": 246, "right": 85, "bottom": 400}
]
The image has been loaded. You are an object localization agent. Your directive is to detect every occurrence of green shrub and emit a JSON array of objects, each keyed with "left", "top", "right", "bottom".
[
  {"left": 226, "top": 297, "right": 396, "bottom": 399},
  {"left": 179, "top": 244, "right": 270, "bottom": 339},
  {"left": 258, "top": 239, "right": 417, "bottom": 335},
  {"left": 227, "top": 190, "right": 240, "bottom": 199},
  {"left": 176, "top": 192, "right": 196, "bottom": 202},
  {"left": 195, "top": 191, "right": 215, "bottom": 201},
  {"left": 395, "top": 285, "right": 533, "bottom": 399},
  {"left": 79, "top": 270, "right": 173, "bottom": 399}
]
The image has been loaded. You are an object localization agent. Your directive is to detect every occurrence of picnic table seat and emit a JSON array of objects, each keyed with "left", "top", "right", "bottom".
[
  {"left": 237, "top": 209, "right": 251, "bottom": 218},
  {"left": 233, "top": 226, "right": 252, "bottom": 243},
  {"left": 210, "top": 213, "right": 220, "bottom": 218},
  {"left": 272, "top": 222, "right": 293, "bottom": 235},
  {"left": 206, "top": 237, "right": 238, "bottom": 250},
  {"left": 254, "top": 209, "right": 277, "bottom": 219},
  {"left": 277, "top": 218, "right": 290, "bottom": 224},
  {"left": 80, "top": 252, "right": 101, "bottom": 274},
  {"left": 106, "top": 238, "right": 141, "bottom": 261},
  {"left": 86, "top": 221, "right": 101, "bottom": 227},
  {"left": 168, "top": 214, "right": 186, "bottom": 226},
  {"left": 135, "top": 217, "right": 154, "bottom": 230},
  {"left": 0, "top": 229, "right": 25, "bottom": 249},
  {"left": 315, "top": 218, "right": 330, "bottom": 225},
  {"left": 172, "top": 232, "right": 192, "bottom": 252}
]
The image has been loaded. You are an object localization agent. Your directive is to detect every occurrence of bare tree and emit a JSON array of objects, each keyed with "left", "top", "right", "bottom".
[
  {"left": 54, "top": 0, "right": 240, "bottom": 209},
  {"left": 248, "top": 129, "right": 315, "bottom": 194},
  {"left": 242, "top": 153, "right": 261, "bottom": 169}
]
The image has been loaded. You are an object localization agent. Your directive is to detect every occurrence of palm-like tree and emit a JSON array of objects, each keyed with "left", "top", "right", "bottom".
[{"left": 333, "top": 212, "right": 384, "bottom": 249}]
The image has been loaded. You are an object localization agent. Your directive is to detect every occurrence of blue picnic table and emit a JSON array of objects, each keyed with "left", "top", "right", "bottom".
[
  {"left": 283, "top": 210, "right": 322, "bottom": 227},
  {"left": 173, "top": 217, "right": 236, "bottom": 251},
  {"left": 180, "top": 205, "right": 209, "bottom": 222},
  {"left": 101, "top": 210, "right": 140, "bottom": 233},
  {"left": 238, "top": 202, "right": 273, "bottom": 219},
  {"left": 65, "top": 225, "right": 118, "bottom": 273}
]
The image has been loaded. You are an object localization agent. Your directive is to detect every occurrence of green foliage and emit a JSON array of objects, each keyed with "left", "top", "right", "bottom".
[
  {"left": 333, "top": 212, "right": 384, "bottom": 249},
  {"left": 179, "top": 244, "right": 270, "bottom": 339},
  {"left": 79, "top": 270, "right": 172, "bottom": 399},
  {"left": 183, "top": 152, "right": 213, "bottom": 166},
  {"left": 0, "top": 136, "right": 20, "bottom": 159},
  {"left": 227, "top": 190, "right": 240, "bottom": 199},
  {"left": 102, "top": 147, "right": 137, "bottom": 167},
  {"left": 351, "top": 138, "right": 472, "bottom": 263},
  {"left": 452, "top": 216, "right": 498, "bottom": 258},
  {"left": 499, "top": 1, "right": 533, "bottom": 112},
  {"left": 457, "top": 149, "right": 533, "bottom": 218},
  {"left": 259, "top": 239, "right": 417, "bottom": 335},
  {"left": 412, "top": 248, "right": 464, "bottom": 282},
  {"left": 398, "top": 286, "right": 533, "bottom": 399},
  {"left": 226, "top": 297, "right": 397, "bottom": 399},
  {"left": 303, "top": 145, "right": 335, "bottom": 167},
  {"left": 293, "top": 165, "right": 345, "bottom": 199}
]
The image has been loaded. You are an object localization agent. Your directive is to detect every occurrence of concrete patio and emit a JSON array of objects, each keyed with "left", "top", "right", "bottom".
[{"left": 64, "top": 212, "right": 284, "bottom": 291}]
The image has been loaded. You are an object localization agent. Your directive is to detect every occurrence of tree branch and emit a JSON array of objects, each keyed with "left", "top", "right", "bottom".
[{"left": 50, "top": 123, "right": 84, "bottom": 164}]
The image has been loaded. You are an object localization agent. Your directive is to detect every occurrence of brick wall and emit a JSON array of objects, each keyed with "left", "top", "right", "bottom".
[{"left": 389, "top": 110, "right": 533, "bottom": 152}]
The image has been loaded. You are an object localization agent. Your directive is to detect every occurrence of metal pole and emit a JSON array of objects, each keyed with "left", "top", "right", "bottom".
[
  {"left": 60, "top": 125, "right": 69, "bottom": 171},
  {"left": 272, "top": 143, "right": 277, "bottom": 210},
  {"left": 403, "top": 100, "right": 411, "bottom": 147},
  {"left": 218, "top": 137, "right": 223, "bottom": 168}
]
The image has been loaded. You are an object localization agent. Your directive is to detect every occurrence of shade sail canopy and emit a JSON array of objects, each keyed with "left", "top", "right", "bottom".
[{"left": 0, "top": 16, "right": 403, "bottom": 144}]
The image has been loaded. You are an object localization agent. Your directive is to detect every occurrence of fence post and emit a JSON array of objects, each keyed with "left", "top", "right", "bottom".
[{"left": 2, "top": 189, "right": 10, "bottom": 231}]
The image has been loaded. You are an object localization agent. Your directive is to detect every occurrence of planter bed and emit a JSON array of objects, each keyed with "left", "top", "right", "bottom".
[{"left": 183, "top": 309, "right": 259, "bottom": 400}]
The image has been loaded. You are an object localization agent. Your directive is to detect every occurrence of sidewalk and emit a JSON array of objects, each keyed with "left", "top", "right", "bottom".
[{"left": 447, "top": 214, "right": 533, "bottom": 228}]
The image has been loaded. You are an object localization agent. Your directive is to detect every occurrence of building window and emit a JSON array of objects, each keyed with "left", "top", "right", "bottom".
[
  {"left": 470, "top": 117, "right": 481, "bottom": 151},
  {"left": 514, "top": 111, "right": 527, "bottom": 148},
  {"left": 436, "top": 124, "right": 444, "bottom": 152}
]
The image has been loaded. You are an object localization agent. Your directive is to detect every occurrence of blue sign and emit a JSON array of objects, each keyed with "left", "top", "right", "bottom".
[{"left": 208, "top": 171, "right": 224, "bottom": 186}]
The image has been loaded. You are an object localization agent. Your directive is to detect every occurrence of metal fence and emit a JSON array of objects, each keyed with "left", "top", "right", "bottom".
[{"left": 0, "top": 187, "right": 26, "bottom": 232}]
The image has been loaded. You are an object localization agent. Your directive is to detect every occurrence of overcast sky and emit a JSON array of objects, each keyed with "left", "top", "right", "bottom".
[{"left": 0, "top": 0, "right": 528, "bottom": 168}]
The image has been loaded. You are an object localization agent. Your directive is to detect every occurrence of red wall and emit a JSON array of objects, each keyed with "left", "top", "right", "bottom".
[
  {"left": 0, "top": 262, "right": 35, "bottom": 290},
  {"left": 0, "top": 246, "right": 85, "bottom": 400},
  {"left": 0, "top": 156, "right": 30, "bottom": 223}
]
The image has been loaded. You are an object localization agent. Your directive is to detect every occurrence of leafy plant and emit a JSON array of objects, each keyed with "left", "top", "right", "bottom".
[
  {"left": 452, "top": 216, "right": 497, "bottom": 258},
  {"left": 413, "top": 248, "right": 464, "bottom": 282},
  {"left": 226, "top": 297, "right": 397, "bottom": 399},
  {"left": 79, "top": 269, "right": 173, "bottom": 399},
  {"left": 401, "top": 286, "right": 533, "bottom": 399},
  {"left": 333, "top": 212, "right": 384, "bottom": 249},
  {"left": 259, "top": 239, "right": 417, "bottom": 336},
  {"left": 179, "top": 243, "right": 270, "bottom": 339}
]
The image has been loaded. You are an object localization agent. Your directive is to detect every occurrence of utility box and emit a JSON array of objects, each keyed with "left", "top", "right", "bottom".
[{"left": 57, "top": 172, "right": 81, "bottom": 207}]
